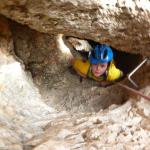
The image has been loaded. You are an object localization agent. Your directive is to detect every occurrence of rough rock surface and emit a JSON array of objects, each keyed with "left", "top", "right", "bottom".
[
  {"left": 10, "top": 20, "right": 130, "bottom": 113},
  {"left": 0, "top": 15, "right": 149, "bottom": 150},
  {"left": 0, "top": 16, "right": 64, "bottom": 150},
  {"left": 0, "top": 0, "right": 150, "bottom": 55},
  {"left": 0, "top": 1, "right": 150, "bottom": 150},
  {"left": 27, "top": 98, "right": 150, "bottom": 150}
]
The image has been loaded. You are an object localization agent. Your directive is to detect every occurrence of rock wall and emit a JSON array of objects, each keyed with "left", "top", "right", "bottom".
[
  {"left": 0, "top": 1, "right": 150, "bottom": 150},
  {"left": 10, "top": 20, "right": 131, "bottom": 113},
  {"left": 27, "top": 98, "right": 150, "bottom": 150},
  {"left": 0, "top": 0, "right": 150, "bottom": 55},
  {"left": 0, "top": 16, "right": 64, "bottom": 150}
]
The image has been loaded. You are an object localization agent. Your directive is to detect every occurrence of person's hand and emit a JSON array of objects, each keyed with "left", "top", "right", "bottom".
[{"left": 99, "top": 81, "right": 114, "bottom": 87}]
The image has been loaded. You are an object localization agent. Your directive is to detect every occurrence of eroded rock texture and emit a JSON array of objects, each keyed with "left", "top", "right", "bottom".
[
  {"left": 0, "top": 16, "right": 64, "bottom": 150},
  {"left": 0, "top": 0, "right": 150, "bottom": 55},
  {"left": 27, "top": 98, "right": 150, "bottom": 150},
  {"left": 10, "top": 21, "right": 130, "bottom": 113},
  {"left": 0, "top": 1, "right": 150, "bottom": 150}
]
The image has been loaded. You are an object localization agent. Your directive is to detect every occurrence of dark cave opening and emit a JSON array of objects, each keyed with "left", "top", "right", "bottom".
[
  {"left": 87, "top": 40, "right": 143, "bottom": 78},
  {"left": 66, "top": 37, "right": 143, "bottom": 79}
]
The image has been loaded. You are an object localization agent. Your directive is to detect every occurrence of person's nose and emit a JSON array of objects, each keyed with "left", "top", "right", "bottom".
[{"left": 97, "top": 64, "right": 101, "bottom": 71}]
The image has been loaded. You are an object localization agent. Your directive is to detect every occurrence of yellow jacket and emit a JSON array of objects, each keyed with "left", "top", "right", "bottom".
[{"left": 72, "top": 59, "right": 123, "bottom": 81}]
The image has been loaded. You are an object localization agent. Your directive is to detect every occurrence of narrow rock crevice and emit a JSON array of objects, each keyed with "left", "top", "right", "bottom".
[
  {"left": 0, "top": 9, "right": 150, "bottom": 150},
  {"left": 9, "top": 24, "right": 149, "bottom": 113},
  {"left": 64, "top": 35, "right": 143, "bottom": 76},
  {"left": 0, "top": 0, "right": 150, "bottom": 150}
]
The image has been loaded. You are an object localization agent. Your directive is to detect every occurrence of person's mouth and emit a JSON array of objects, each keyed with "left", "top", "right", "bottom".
[
  {"left": 95, "top": 72, "right": 101, "bottom": 76},
  {"left": 95, "top": 71, "right": 101, "bottom": 74}
]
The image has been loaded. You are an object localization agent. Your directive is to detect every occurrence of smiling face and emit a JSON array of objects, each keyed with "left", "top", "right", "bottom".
[{"left": 91, "top": 63, "right": 108, "bottom": 77}]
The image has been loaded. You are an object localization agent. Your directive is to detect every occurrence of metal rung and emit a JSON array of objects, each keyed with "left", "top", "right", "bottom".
[{"left": 127, "top": 57, "right": 148, "bottom": 88}]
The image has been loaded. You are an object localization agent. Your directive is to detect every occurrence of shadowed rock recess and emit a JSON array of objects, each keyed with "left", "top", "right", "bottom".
[{"left": 0, "top": 1, "right": 150, "bottom": 150}]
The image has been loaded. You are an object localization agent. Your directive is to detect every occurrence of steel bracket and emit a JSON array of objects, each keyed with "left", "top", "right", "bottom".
[{"left": 127, "top": 57, "right": 149, "bottom": 88}]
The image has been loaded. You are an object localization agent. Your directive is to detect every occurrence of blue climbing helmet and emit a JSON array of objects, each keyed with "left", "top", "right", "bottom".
[{"left": 89, "top": 44, "right": 113, "bottom": 64}]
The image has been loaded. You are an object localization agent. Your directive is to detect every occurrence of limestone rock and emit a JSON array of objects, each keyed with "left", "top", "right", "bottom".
[
  {"left": 29, "top": 98, "right": 150, "bottom": 150},
  {"left": 0, "top": 3, "right": 150, "bottom": 150},
  {"left": 0, "top": 16, "right": 62, "bottom": 150},
  {"left": 0, "top": 0, "right": 150, "bottom": 55}
]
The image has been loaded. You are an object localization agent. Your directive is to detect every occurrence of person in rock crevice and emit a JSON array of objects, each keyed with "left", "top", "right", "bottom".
[{"left": 71, "top": 44, "right": 123, "bottom": 86}]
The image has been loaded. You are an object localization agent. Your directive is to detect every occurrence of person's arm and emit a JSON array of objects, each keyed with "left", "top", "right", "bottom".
[
  {"left": 71, "top": 58, "right": 90, "bottom": 78},
  {"left": 76, "top": 70, "right": 87, "bottom": 78},
  {"left": 106, "top": 62, "right": 124, "bottom": 81},
  {"left": 98, "top": 80, "right": 114, "bottom": 87}
]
